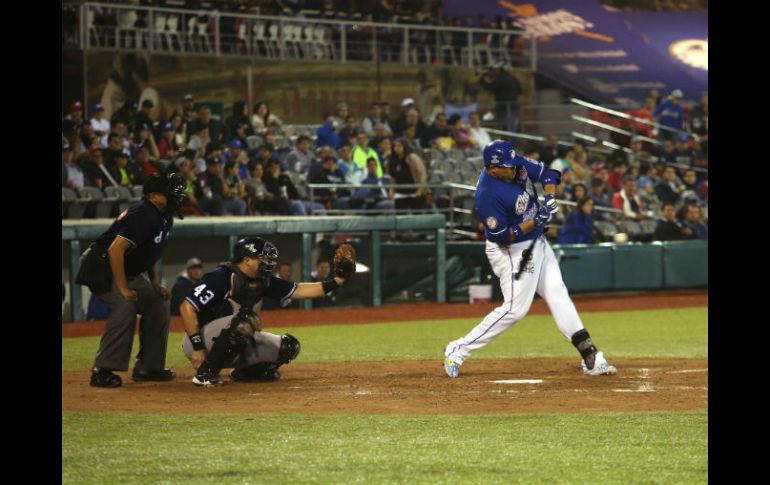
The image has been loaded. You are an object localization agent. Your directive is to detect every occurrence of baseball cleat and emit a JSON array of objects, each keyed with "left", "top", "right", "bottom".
[
  {"left": 192, "top": 371, "right": 224, "bottom": 387},
  {"left": 132, "top": 368, "right": 176, "bottom": 382},
  {"left": 90, "top": 369, "right": 122, "bottom": 388},
  {"left": 582, "top": 351, "right": 617, "bottom": 376},
  {"left": 444, "top": 358, "right": 461, "bottom": 378}
]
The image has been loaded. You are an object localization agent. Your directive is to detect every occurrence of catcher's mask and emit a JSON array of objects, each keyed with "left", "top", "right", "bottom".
[{"left": 231, "top": 236, "right": 279, "bottom": 278}]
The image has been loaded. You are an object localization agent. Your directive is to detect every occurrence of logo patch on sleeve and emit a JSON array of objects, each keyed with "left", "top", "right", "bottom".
[
  {"left": 515, "top": 193, "right": 530, "bottom": 215},
  {"left": 486, "top": 216, "right": 498, "bottom": 230}
]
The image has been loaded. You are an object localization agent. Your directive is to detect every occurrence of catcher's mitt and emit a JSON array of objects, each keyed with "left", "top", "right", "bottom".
[{"left": 333, "top": 244, "right": 356, "bottom": 279}]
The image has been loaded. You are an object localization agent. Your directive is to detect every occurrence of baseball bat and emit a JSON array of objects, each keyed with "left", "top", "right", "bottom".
[{"left": 514, "top": 236, "right": 538, "bottom": 280}]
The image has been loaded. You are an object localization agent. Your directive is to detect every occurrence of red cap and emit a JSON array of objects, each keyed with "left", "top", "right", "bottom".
[
  {"left": 88, "top": 145, "right": 102, "bottom": 154},
  {"left": 69, "top": 101, "right": 83, "bottom": 112}
]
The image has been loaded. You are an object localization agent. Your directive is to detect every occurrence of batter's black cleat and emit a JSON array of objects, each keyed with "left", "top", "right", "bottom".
[
  {"left": 230, "top": 365, "right": 281, "bottom": 382},
  {"left": 132, "top": 368, "right": 176, "bottom": 382},
  {"left": 90, "top": 369, "right": 122, "bottom": 388}
]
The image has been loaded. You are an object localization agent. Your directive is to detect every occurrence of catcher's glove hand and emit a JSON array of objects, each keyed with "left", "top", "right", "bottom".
[{"left": 333, "top": 244, "right": 356, "bottom": 279}]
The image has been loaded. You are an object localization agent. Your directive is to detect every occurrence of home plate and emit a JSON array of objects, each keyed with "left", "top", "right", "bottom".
[{"left": 489, "top": 379, "right": 543, "bottom": 384}]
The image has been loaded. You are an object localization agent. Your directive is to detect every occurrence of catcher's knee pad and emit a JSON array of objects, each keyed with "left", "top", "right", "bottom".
[
  {"left": 276, "top": 333, "right": 301, "bottom": 366},
  {"left": 205, "top": 327, "right": 250, "bottom": 372}
]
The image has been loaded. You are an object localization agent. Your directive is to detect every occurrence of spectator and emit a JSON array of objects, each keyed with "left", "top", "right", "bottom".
[
  {"left": 187, "top": 124, "right": 210, "bottom": 160},
  {"left": 62, "top": 144, "right": 85, "bottom": 189},
  {"left": 653, "top": 202, "right": 691, "bottom": 241},
  {"left": 309, "top": 155, "right": 351, "bottom": 210},
  {"left": 468, "top": 112, "right": 492, "bottom": 148},
  {"left": 606, "top": 160, "right": 628, "bottom": 194},
  {"left": 82, "top": 146, "right": 116, "bottom": 188},
  {"left": 208, "top": 158, "right": 246, "bottom": 215},
  {"left": 245, "top": 161, "right": 282, "bottom": 215},
  {"left": 286, "top": 134, "right": 314, "bottom": 174},
  {"left": 557, "top": 197, "right": 595, "bottom": 245},
  {"left": 224, "top": 101, "right": 252, "bottom": 141},
  {"left": 333, "top": 101, "right": 349, "bottom": 128},
  {"left": 189, "top": 106, "right": 225, "bottom": 146},
  {"left": 549, "top": 149, "right": 574, "bottom": 176},
  {"left": 477, "top": 65, "right": 523, "bottom": 132},
  {"left": 656, "top": 139, "right": 678, "bottom": 165},
  {"left": 423, "top": 112, "right": 451, "bottom": 148},
  {"left": 613, "top": 176, "right": 648, "bottom": 221},
  {"left": 339, "top": 114, "right": 360, "bottom": 148},
  {"left": 109, "top": 151, "right": 140, "bottom": 187},
  {"left": 134, "top": 99, "right": 155, "bottom": 133},
  {"left": 90, "top": 104, "right": 111, "bottom": 138},
  {"left": 448, "top": 114, "right": 472, "bottom": 151},
  {"left": 570, "top": 149, "right": 592, "bottom": 185},
  {"left": 655, "top": 165, "right": 685, "bottom": 206},
  {"left": 589, "top": 177, "right": 614, "bottom": 221},
  {"left": 263, "top": 158, "right": 325, "bottom": 216},
  {"left": 375, "top": 137, "right": 392, "bottom": 166},
  {"left": 255, "top": 142, "right": 288, "bottom": 173},
  {"left": 361, "top": 101, "right": 392, "bottom": 136},
  {"left": 337, "top": 143, "right": 365, "bottom": 186},
  {"left": 194, "top": 157, "right": 229, "bottom": 215},
  {"left": 317, "top": 112, "right": 341, "bottom": 150},
  {"left": 170, "top": 258, "right": 204, "bottom": 316},
  {"left": 136, "top": 144, "right": 162, "bottom": 179},
  {"left": 628, "top": 96, "right": 656, "bottom": 138},
  {"left": 131, "top": 123, "right": 160, "bottom": 161},
  {"left": 388, "top": 138, "right": 429, "bottom": 211},
  {"left": 675, "top": 134, "right": 695, "bottom": 169},
  {"left": 351, "top": 157, "right": 395, "bottom": 213},
  {"left": 653, "top": 88, "right": 685, "bottom": 143},
  {"left": 691, "top": 91, "right": 708, "bottom": 137},
  {"left": 223, "top": 139, "right": 249, "bottom": 179},
  {"left": 681, "top": 203, "right": 708, "bottom": 239},
  {"left": 352, "top": 132, "right": 383, "bottom": 178},
  {"left": 370, "top": 123, "right": 393, "bottom": 152},
  {"left": 539, "top": 134, "right": 564, "bottom": 165},
  {"left": 63, "top": 101, "right": 84, "bottom": 129},
  {"left": 223, "top": 160, "right": 248, "bottom": 211},
  {"left": 638, "top": 179, "right": 661, "bottom": 215},
  {"left": 566, "top": 183, "right": 587, "bottom": 203},
  {"left": 103, "top": 132, "right": 127, "bottom": 169},
  {"left": 176, "top": 157, "right": 210, "bottom": 216},
  {"left": 250, "top": 101, "right": 282, "bottom": 136},
  {"left": 310, "top": 258, "right": 337, "bottom": 308},
  {"left": 156, "top": 122, "right": 179, "bottom": 163},
  {"left": 181, "top": 94, "right": 197, "bottom": 125},
  {"left": 170, "top": 112, "right": 188, "bottom": 150}
]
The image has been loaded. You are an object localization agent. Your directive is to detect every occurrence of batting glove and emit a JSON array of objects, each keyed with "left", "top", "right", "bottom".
[
  {"left": 544, "top": 194, "right": 559, "bottom": 215},
  {"left": 534, "top": 205, "right": 551, "bottom": 227}
]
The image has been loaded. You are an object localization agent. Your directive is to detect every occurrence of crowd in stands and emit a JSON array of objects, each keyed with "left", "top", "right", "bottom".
[{"left": 63, "top": 85, "right": 708, "bottom": 244}]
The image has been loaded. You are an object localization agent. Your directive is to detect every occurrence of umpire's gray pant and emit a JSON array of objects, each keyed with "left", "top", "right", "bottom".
[
  {"left": 181, "top": 314, "right": 282, "bottom": 370},
  {"left": 92, "top": 273, "right": 170, "bottom": 372}
]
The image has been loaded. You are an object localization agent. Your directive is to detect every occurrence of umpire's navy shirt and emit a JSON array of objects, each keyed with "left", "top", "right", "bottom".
[{"left": 95, "top": 199, "right": 173, "bottom": 277}]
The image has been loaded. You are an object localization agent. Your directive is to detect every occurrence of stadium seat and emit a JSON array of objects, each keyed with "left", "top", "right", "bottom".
[
  {"left": 62, "top": 187, "right": 87, "bottom": 219},
  {"left": 594, "top": 220, "right": 619, "bottom": 240}
]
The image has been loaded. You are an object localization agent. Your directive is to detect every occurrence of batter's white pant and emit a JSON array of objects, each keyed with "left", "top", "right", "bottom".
[
  {"left": 445, "top": 236, "right": 585, "bottom": 365},
  {"left": 181, "top": 314, "right": 283, "bottom": 370}
]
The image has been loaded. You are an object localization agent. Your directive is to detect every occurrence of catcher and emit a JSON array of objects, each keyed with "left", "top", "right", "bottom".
[{"left": 180, "top": 236, "right": 356, "bottom": 386}]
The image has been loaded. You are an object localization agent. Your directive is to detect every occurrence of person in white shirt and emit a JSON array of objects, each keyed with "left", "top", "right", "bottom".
[
  {"left": 90, "top": 104, "right": 111, "bottom": 137},
  {"left": 468, "top": 112, "right": 491, "bottom": 148}
]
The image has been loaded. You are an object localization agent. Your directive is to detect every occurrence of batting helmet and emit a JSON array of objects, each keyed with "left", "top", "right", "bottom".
[
  {"left": 483, "top": 140, "right": 518, "bottom": 169},
  {"left": 231, "top": 236, "right": 279, "bottom": 275}
]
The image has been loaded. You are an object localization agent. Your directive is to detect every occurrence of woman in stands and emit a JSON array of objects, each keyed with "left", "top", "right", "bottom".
[{"left": 557, "top": 196, "right": 595, "bottom": 245}]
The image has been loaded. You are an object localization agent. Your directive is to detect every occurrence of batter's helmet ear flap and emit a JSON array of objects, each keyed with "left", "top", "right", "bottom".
[{"left": 483, "top": 140, "right": 517, "bottom": 169}]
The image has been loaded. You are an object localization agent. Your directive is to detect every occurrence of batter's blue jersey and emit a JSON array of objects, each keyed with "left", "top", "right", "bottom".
[{"left": 475, "top": 155, "right": 546, "bottom": 246}]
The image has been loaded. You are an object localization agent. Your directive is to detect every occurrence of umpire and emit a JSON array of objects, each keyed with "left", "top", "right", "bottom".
[{"left": 76, "top": 172, "right": 186, "bottom": 387}]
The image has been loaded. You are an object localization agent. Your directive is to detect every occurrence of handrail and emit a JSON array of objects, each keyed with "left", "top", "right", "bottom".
[{"left": 570, "top": 97, "right": 691, "bottom": 137}]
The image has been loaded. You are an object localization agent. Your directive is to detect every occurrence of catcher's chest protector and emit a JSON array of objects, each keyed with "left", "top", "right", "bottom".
[{"left": 226, "top": 263, "right": 266, "bottom": 308}]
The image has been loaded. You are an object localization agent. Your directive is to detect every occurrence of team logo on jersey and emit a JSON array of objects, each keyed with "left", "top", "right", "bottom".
[
  {"left": 486, "top": 216, "right": 498, "bottom": 230},
  {"left": 515, "top": 192, "right": 530, "bottom": 215}
]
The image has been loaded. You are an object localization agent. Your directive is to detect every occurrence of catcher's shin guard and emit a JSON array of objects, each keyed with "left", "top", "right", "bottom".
[{"left": 201, "top": 327, "right": 249, "bottom": 374}]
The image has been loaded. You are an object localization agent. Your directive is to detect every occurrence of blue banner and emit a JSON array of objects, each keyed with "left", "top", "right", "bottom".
[{"left": 444, "top": 0, "right": 707, "bottom": 107}]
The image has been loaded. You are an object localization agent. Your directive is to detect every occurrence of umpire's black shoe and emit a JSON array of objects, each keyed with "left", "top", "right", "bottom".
[
  {"left": 132, "top": 368, "right": 176, "bottom": 382},
  {"left": 90, "top": 369, "right": 122, "bottom": 388}
]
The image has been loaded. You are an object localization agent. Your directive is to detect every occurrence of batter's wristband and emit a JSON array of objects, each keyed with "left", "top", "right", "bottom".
[
  {"left": 322, "top": 278, "right": 340, "bottom": 293},
  {"left": 510, "top": 225, "right": 523, "bottom": 242},
  {"left": 189, "top": 333, "right": 205, "bottom": 351}
]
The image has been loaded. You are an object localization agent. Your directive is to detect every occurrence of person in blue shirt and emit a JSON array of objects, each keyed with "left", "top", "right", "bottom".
[
  {"left": 316, "top": 112, "right": 341, "bottom": 150},
  {"left": 653, "top": 89, "right": 685, "bottom": 143},
  {"left": 557, "top": 197, "right": 595, "bottom": 244},
  {"left": 443, "top": 140, "right": 617, "bottom": 378}
]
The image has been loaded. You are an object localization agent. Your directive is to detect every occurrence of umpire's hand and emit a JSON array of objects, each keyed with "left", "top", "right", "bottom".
[{"left": 152, "top": 283, "right": 171, "bottom": 301}]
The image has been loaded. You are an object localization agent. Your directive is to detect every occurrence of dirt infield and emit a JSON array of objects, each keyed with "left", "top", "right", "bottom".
[
  {"left": 62, "top": 290, "right": 708, "bottom": 338},
  {"left": 62, "top": 359, "right": 707, "bottom": 415}
]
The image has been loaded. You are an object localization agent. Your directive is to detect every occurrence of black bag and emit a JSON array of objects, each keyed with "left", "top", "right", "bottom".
[{"left": 75, "top": 243, "right": 113, "bottom": 295}]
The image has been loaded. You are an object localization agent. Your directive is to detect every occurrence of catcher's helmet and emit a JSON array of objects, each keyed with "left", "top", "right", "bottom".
[
  {"left": 483, "top": 140, "right": 518, "bottom": 169},
  {"left": 143, "top": 172, "right": 186, "bottom": 212},
  {"left": 231, "top": 236, "right": 279, "bottom": 275}
]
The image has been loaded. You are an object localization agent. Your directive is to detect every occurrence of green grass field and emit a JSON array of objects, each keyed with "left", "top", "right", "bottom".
[{"left": 62, "top": 306, "right": 708, "bottom": 484}]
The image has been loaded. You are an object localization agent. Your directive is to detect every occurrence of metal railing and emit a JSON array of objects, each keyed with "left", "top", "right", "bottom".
[{"left": 69, "top": 2, "right": 537, "bottom": 69}]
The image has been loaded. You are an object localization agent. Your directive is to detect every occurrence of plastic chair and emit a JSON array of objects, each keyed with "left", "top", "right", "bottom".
[{"left": 165, "top": 14, "right": 182, "bottom": 51}]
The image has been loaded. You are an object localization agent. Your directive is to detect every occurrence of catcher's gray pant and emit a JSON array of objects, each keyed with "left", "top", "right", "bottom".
[
  {"left": 181, "top": 314, "right": 282, "bottom": 369},
  {"left": 92, "top": 272, "right": 170, "bottom": 372}
]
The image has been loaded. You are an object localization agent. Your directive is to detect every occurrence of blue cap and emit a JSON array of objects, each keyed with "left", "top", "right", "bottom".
[
  {"left": 162, "top": 122, "right": 174, "bottom": 132},
  {"left": 677, "top": 133, "right": 690, "bottom": 144},
  {"left": 229, "top": 139, "right": 244, "bottom": 149},
  {"left": 92, "top": 104, "right": 104, "bottom": 112},
  {"left": 482, "top": 140, "right": 518, "bottom": 169}
]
